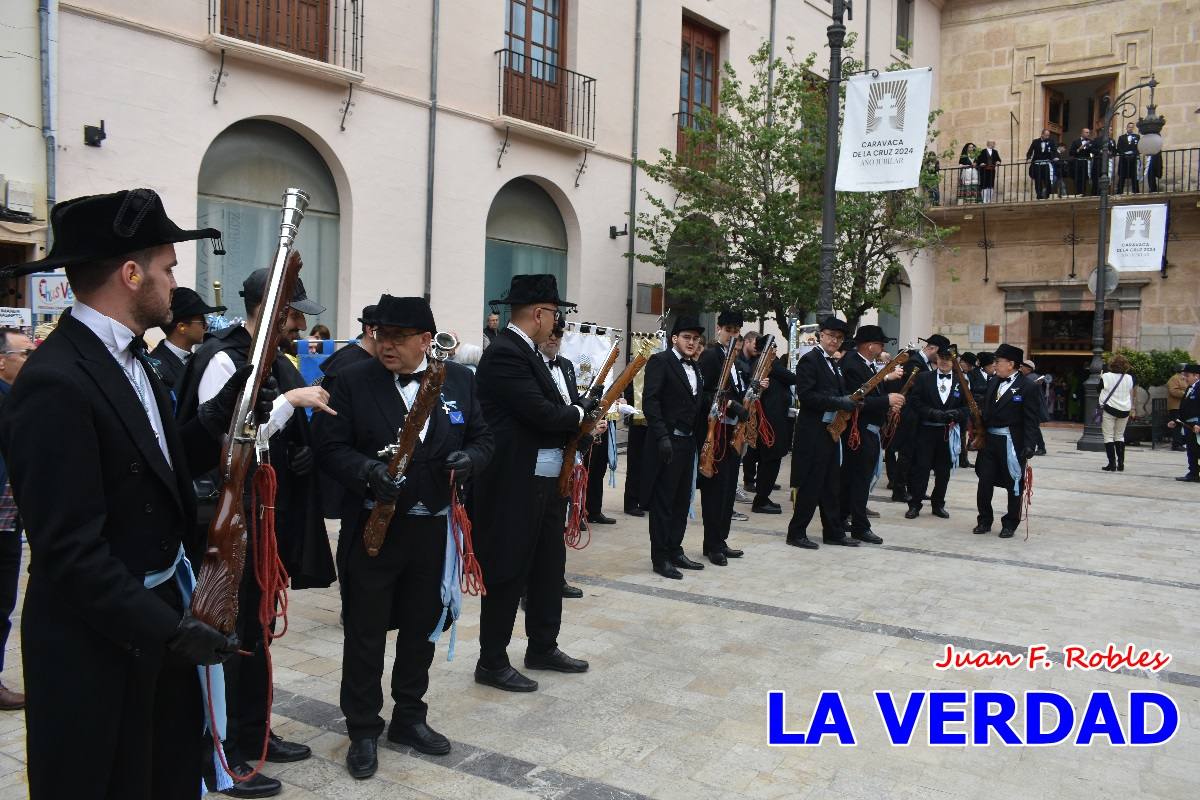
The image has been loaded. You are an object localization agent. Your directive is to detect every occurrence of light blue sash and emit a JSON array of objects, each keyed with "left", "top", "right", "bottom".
[
  {"left": 688, "top": 453, "right": 698, "bottom": 520},
  {"left": 865, "top": 423, "right": 883, "bottom": 492},
  {"left": 607, "top": 426, "right": 618, "bottom": 488},
  {"left": 986, "top": 427, "right": 1022, "bottom": 496},
  {"left": 948, "top": 424, "right": 962, "bottom": 471},
  {"left": 428, "top": 515, "right": 462, "bottom": 661},
  {"left": 821, "top": 411, "right": 843, "bottom": 466}
]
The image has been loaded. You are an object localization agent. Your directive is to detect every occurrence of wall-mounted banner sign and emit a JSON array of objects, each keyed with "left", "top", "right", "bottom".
[
  {"left": 1108, "top": 204, "right": 1168, "bottom": 272},
  {"left": 836, "top": 67, "right": 933, "bottom": 192}
]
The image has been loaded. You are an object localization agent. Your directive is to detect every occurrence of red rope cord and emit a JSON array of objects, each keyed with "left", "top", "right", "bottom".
[
  {"left": 713, "top": 402, "right": 730, "bottom": 462},
  {"left": 1022, "top": 463, "right": 1034, "bottom": 542},
  {"left": 847, "top": 407, "right": 862, "bottom": 451},
  {"left": 755, "top": 400, "right": 776, "bottom": 448},
  {"left": 881, "top": 407, "right": 900, "bottom": 447},
  {"left": 449, "top": 471, "right": 485, "bottom": 596},
  {"left": 564, "top": 462, "right": 592, "bottom": 550}
]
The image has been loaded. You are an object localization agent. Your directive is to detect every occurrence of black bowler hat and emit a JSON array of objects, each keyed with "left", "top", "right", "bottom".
[
  {"left": 1183, "top": 364, "right": 1200, "bottom": 375},
  {"left": 959, "top": 352, "right": 978, "bottom": 367},
  {"left": 977, "top": 352, "right": 995, "bottom": 368},
  {"left": 169, "top": 287, "right": 225, "bottom": 324},
  {"left": 374, "top": 294, "right": 437, "bottom": 333},
  {"left": 357, "top": 303, "right": 380, "bottom": 325},
  {"left": 670, "top": 316, "right": 704, "bottom": 336},
  {"left": 818, "top": 316, "right": 849, "bottom": 334},
  {"left": 716, "top": 310, "right": 744, "bottom": 327},
  {"left": 920, "top": 334, "right": 951, "bottom": 349},
  {"left": 489, "top": 273, "right": 576, "bottom": 308},
  {"left": 936, "top": 347, "right": 956, "bottom": 359},
  {"left": 853, "top": 325, "right": 893, "bottom": 344},
  {"left": 240, "top": 268, "right": 325, "bottom": 315},
  {"left": 755, "top": 334, "right": 773, "bottom": 351},
  {"left": 2, "top": 188, "right": 222, "bottom": 278},
  {"left": 993, "top": 343, "right": 1024, "bottom": 364}
]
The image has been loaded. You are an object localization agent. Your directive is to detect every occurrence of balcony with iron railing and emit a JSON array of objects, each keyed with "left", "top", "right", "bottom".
[
  {"left": 206, "top": 0, "right": 365, "bottom": 83},
  {"left": 494, "top": 48, "right": 596, "bottom": 147}
]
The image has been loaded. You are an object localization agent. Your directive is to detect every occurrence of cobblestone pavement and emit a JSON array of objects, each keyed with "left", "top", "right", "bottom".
[{"left": 1, "top": 427, "right": 1198, "bottom": 799}]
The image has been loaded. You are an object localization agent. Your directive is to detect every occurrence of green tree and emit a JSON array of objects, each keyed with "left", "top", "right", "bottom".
[{"left": 636, "top": 39, "right": 953, "bottom": 329}]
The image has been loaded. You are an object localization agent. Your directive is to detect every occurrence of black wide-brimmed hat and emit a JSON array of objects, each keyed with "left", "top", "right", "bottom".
[
  {"left": 169, "top": 287, "right": 225, "bottom": 323},
  {"left": 374, "top": 294, "right": 437, "bottom": 333},
  {"left": 994, "top": 343, "right": 1024, "bottom": 364},
  {"left": 716, "top": 310, "right": 744, "bottom": 327},
  {"left": 241, "top": 268, "right": 325, "bottom": 315},
  {"left": 818, "top": 316, "right": 849, "bottom": 334},
  {"left": 1183, "top": 364, "right": 1200, "bottom": 375},
  {"left": 357, "top": 304, "right": 380, "bottom": 325},
  {"left": 920, "top": 334, "right": 952, "bottom": 349},
  {"left": 489, "top": 274, "right": 576, "bottom": 308},
  {"left": 853, "top": 325, "right": 893, "bottom": 344},
  {"left": 959, "top": 351, "right": 978, "bottom": 366},
  {"left": 977, "top": 352, "right": 995, "bottom": 367},
  {"left": 670, "top": 316, "right": 704, "bottom": 336},
  {"left": 2, "top": 189, "right": 222, "bottom": 278}
]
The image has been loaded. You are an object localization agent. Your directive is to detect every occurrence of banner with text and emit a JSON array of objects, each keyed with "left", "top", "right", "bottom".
[
  {"left": 836, "top": 67, "right": 933, "bottom": 192},
  {"left": 1108, "top": 204, "right": 1168, "bottom": 271}
]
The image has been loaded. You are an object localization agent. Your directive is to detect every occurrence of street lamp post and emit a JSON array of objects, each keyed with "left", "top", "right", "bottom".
[
  {"left": 817, "top": 0, "right": 851, "bottom": 321},
  {"left": 1076, "top": 77, "right": 1164, "bottom": 451}
]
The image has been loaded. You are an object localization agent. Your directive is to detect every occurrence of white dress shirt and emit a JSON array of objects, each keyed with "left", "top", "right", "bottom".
[
  {"left": 163, "top": 339, "right": 192, "bottom": 364},
  {"left": 542, "top": 353, "right": 572, "bottom": 403},
  {"left": 673, "top": 348, "right": 698, "bottom": 395},
  {"left": 394, "top": 356, "right": 432, "bottom": 442},
  {"left": 995, "top": 374, "right": 1017, "bottom": 400},
  {"left": 196, "top": 325, "right": 295, "bottom": 437},
  {"left": 936, "top": 371, "right": 954, "bottom": 404}
]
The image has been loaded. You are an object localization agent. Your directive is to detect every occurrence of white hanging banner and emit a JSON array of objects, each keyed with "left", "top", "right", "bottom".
[
  {"left": 1108, "top": 203, "right": 1168, "bottom": 272},
  {"left": 836, "top": 67, "right": 933, "bottom": 192},
  {"left": 560, "top": 324, "right": 619, "bottom": 395}
]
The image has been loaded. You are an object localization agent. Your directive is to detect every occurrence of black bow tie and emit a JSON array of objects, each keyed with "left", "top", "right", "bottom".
[
  {"left": 938, "top": 373, "right": 952, "bottom": 381},
  {"left": 396, "top": 371, "right": 425, "bottom": 387},
  {"left": 546, "top": 357, "right": 562, "bottom": 369},
  {"left": 680, "top": 358, "right": 696, "bottom": 367}
]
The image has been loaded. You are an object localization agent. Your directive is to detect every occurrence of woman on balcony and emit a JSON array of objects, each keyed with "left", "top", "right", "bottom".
[{"left": 957, "top": 143, "right": 980, "bottom": 204}]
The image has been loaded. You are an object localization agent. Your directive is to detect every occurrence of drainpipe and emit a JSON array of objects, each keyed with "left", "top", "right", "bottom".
[
  {"left": 422, "top": 0, "right": 441, "bottom": 301},
  {"left": 624, "top": 0, "right": 643, "bottom": 354},
  {"left": 38, "top": 0, "right": 58, "bottom": 229}
]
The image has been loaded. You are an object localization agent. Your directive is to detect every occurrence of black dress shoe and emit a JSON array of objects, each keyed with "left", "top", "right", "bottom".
[
  {"left": 891, "top": 492, "right": 910, "bottom": 503},
  {"left": 1176, "top": 474, "right": 1200, "bottom": 482},
  {"left": 265, "top": 731, "right": 311, "bottom": 763},
  {"left": 751, "top": 501, "right": 782, "bottom": 514},
  {"left": 525, "top": 648, "right": 589, "bottom": 673},
  {"left": 624, "top": 506, "right": 645, "bottom": 517},
  {"left": 653, "top": 560, "right": 683, "bottom": 579},
  {"left": 998, "top": 528, "right": 1016, "bottom": 539},
  {"left": 1034, "top": 448, "right": 1047, "bottom": 456},
  {"left": 852, "top": 531, "right": 883, "bottom": 545},
  {"left": 706, "top": 550, "right": 728, "bottom": 566},
  {"left": 904, "top": 508, "right": 920, "bottom": 519},
  {"left": 561, "top": 581, "right": 583, "bottom": 598},
  {"left": 723, "top": 545, "right": 743, "bottom": 558},
  {"left": 671, "top": 553, "right": 705, "bottom": 570},
  {"left": 221, "top": 763, "right": 282, "bottom": 798},
  {"left": 822, "top": 535, "right": 860, "bottom": 547},
  {"left": 786, "top": 536, "right": 819, "bottom": 549},
  {"left": 587, "top": 513, "right": 617, "bottom": 524},
  {"left": 387, "top": 721, "right": 451, "bottom": 755},
  {"left": 932, "top": 507, "right": 950, "bottom": 519},
  {"left": 474, "top": 663, "right": 538, "bottom": 692},
  {"left": 972, "top": 523, "right": 991, "bottom": 534},
  {"left": 865, "top": 508, "right": 880, "bottom": 518},
  {"left": 346, "top": 737, "right": 378, "bottom": 779}
]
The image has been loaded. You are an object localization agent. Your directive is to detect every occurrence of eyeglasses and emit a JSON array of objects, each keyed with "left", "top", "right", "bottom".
[{"left": 373, "top": 328, "right": 424, "bottom": 344}]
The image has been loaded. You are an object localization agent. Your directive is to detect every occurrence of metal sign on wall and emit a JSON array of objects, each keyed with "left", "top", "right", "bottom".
[
  {"left": 28, "top": 272, "right": 74, "bottom": 315},
  {"left": 1107, "top": 203, "right": 1168, "bottom": 271},
  {"left": 836, "top": 67, "right": 933, "bottom": 192}
]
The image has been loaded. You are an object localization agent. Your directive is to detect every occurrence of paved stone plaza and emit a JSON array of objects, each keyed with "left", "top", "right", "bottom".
[{"left": 1, "top": 426, "right": 1197, "bottom": 799}]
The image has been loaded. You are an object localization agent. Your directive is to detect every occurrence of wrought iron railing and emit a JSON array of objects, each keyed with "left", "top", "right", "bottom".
[
  {"left": 209, "top": 0, "right": 364, "bottom": 71},
  {"left": 929, "top": 146, "right": 1199, "bottom": 207},
  {"left": 496, "top": 48, "right": 596, "bottom": 141}
]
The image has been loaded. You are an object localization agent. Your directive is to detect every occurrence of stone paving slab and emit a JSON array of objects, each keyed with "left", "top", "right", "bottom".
[{"left": 1, "top": 428, "right": 1197, "bottom": 798}]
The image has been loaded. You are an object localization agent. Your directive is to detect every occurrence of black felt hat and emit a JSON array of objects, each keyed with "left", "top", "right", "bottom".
[
  {"left": 959, "top": 351, "right": 978, "bottom": 367},
  {"left": 993, "top": 343, "right": 1024, "bottom": 364},
  {"left": 489, "top": 274, "right": 576, "bottom": 308},
  {"left": 374, "top": 294, "right": 437, "bottom": 333},
  {"left": 240, "top": 268, "right": 325, "bottom": 315},
  {"left": 169, "top": 287, "right": 225, "bottom": 323},
  {"left": 818, "top": 316, "right": 849, "bottom": 334},
  {"left": 357, "top": 303, "right": 380, "bottom": 325},
  {"left": 977, "top": 352, "right": 995, "bottom": 368},
  {"left": 921, "top": 334, "right": 952, "bottom": 349},
  {"left": 716, "top": 310, "right": 744, "bottom": 327},
  {"left": 1183, "top": 364, "right": 1200, "bottom": 375},
  {"left": 853, "top": 325, "right": 893, "bottom": 344},
  {"left": 2, "top": 189, "right": 222, "bottom": 278},
  {"left": 670, "top": 316, "right": 705, "bottom": 336}
]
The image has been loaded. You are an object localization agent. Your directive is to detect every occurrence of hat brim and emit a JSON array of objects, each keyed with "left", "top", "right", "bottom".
[
  {"left": 2, "top": 226, "right": 222, "bottom": 279},
  {"left": 488, "top": 297, "right": 578, "bottom": 308},
  {"left": 290, "top": 298, "right": 326, "bottom": 315}
]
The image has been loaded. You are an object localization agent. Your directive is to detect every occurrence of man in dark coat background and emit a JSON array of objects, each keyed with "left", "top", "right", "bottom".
[
  {"left": 885, "top": 334, "right": 945, "bottom": 503},
  {"left": 743, "top": 334, "right": 795, "bottom": 514},
  {"left": 906, "top": 347, "right": 970, "bottom": 520},
  {"left": 471, "top": 274, "right": 596, "bottom": 693},
  {"left": 150, "top": 286, "right": 225, "bottom": 391}
]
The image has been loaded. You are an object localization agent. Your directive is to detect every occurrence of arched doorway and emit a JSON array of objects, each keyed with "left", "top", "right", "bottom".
[
  {"left": 196, "top": 119, "right": 340, "bottom": 328},
  {"left": 484, "top": 178, "right": 567, "bottom": 326},
  {"left": 878, "top": 280, "right": 902, "bottom": 343}
]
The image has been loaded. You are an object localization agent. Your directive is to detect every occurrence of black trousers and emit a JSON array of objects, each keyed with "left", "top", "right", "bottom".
[
  {"left": 1185, "top": 430, "right": 1200, "bottom": 475},
  {"left": 1072, "top": 159, "right": 1091, "bottom": 195},
  {"left": 0, "top": 530, "right": 20, "bottom": 673},
  {"left": 223, "top": 532, "right": 271, "bottom": 762},
  {"left": 742, "top": 446, "right": 759, "bottom": 487},
  {"left": 839, "top": 426, "right": 881, "bottom": 535},
  {"left": 478, "top": 476, "right": 566, "bottom": 669},
  {"left": 583, "top": 427, "right": 610, "bottom": 517},
  {"left": 699, "top": 431, "right": 741, "bottom": 554},
  {"left": 623, "top": 424, "right": 647, "bottom": 511},
  {"left": 909, "top": 426, "right": 952, "bottom": 511},
  {"left": 1031, "top": 162, "right": 1052, "bottom": 199},
  {"left": 753, "top": 455, "right": 783, "bottom": 506},
  {"left": 340, "top": 514, "right": 445, "bottom": 740},
  {"left": 787, "top": 441, "right": 843, "bottom": 540},
  {"left": 647, "top": 436, "right": 696, "bottom": 563},
  {"left": 1117, "top": 156, "right": 1140, "bottom": 193},
  {"left": 975, "top": 435, "right": 1025, "bottom": 529}
]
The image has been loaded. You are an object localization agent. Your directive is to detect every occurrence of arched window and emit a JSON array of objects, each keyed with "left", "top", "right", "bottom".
[
  {"left": 484, "top": 178, "right": 567, "bottom": 326},
  {"left": 197, "top": 120, "right": 339, "bottom": 328}
]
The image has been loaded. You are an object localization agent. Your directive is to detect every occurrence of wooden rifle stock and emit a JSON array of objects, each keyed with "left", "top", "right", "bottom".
[
  {"left": 363, "top": 359, "right": 447, "bottom": 557},
  {"left": 699, "top": 336, "right": 742, "bottom": 477},
  {"left": 951, "top": 351, "right": 986, "bottom": 450},
  {"left": 826, "top": 350, "right": 910, "bottom": 442},
  {"left": 739, "top": 339, "right": 777, "bottom": 451},
  {"left": 556, "top": 343, "right": 620, "bottom": 496}
]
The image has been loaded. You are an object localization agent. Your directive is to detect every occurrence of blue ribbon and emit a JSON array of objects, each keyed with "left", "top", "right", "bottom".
[
  {"left": 986, "top": 427, "right": 1022, "bottom": 496},
  {"left": 428, "top": 515, "right": 463, "bottom": 661},
  {"left": 688, "top": 453, "right": 698, "bottom": 520},
  {"left": 821, "top": 411, "right": 843, "bottom": 466},
  {"left": 865, "top": 423, "right": 883, "bottom": 492},
  {"left": 948, "top": 424, "right": 962, "bottom": 472},
  {"left": 607, "top": 426, "right": 618, "bottom": 488}
]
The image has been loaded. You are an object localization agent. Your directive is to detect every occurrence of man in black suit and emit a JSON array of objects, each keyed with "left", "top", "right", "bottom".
[
  {"left": 957, "top": 351, "right": 987, "bottom": 468},
  {"left": 150, "top": 287, "right": 225, "bottom": 390},
  {"left": 1025, "top": 129, "right": 1057, "bottom": 199},
  {"left": 839, "top": 326, "right": 905, "bottom": 543},
  {"left": 622, "top": 382, "right": 648, "bottom": 517},
  {"left": 1167, "top": 364, "right": 1200, "bottom": 482},
  {"left": 472, "top": 274, "right": 595, "bottom": 693},
  {"left": 787, "top": 317, "right": 860, "bottom": 549},
  {"left": 1069, "top": 128, "right": 1097, "bottom": 196},
  {"left": 0, "top": 189, "right": 268, "bottom": 800},
  {"left": 641, "top": 317, "right": 706, "bottom": 578},
  {"left": 745, "top": 334, "right": 795, "bottom": 514},
  {"left": 973, "top": 344, "right": 1042, "bottom": 539},
  {"left": 1116, "top": 122, "right": 1141, "bottom": 194},
  {"left": 313, "top": 295, "right": 494, "bottom": 779},
  {"left": 886, "top": 334, "right": 945, "bottom": 503},
  {"left": 906, "top": 347, "right": 969, "bottom": 519}
]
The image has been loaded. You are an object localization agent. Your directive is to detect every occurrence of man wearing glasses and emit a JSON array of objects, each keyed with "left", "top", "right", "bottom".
[
  {"left": 150, "top": 287, "right": 225, "bottom": 390},
  {"left": 0, "top": 326, "right": 34, "bottom": 711}
]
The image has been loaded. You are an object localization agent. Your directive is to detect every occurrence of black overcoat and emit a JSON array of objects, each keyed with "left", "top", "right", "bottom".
[
  {"left": 639, "top": 349, "right": 705, "bottom": 504},
  {"left": 976, "top": 372, "right": 1042, "bottom": 487},
  {"left": 149, "top": 340, "right": 187, "bottom": 390},
  {"left": 790, "top": 348, "right": 846, "bottom": 488}
]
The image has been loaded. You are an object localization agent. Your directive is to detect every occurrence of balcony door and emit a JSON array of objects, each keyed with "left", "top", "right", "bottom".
[
  {"left": 678, "top": 18, "right": 719, "bottom": 155},
  {"left": 221, "top": 0, "right": 330, "bottom": 63},
  {"left": 503, "top": 0, "right": 568, "bottom": 131}
]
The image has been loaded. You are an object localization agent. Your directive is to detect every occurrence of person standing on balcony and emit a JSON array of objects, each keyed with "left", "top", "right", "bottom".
[
  {"left": 974, "top": 141, "right": 1002, "bottom": 203},
  {"left": 957, "top": 143, "right": 980, "bottom": 204},
  {"left": 1069, "top": 128, "right": 1096, "bottom": 196},
  {"left": 1116, "top": 122, "right": 1141, "bottom": 194},
  {"left": 1026, "top": 129, "right": 1056, "bottom": 200},
  {"left": 1054, "top": 143, "right": 1071, "bottom": 197}
]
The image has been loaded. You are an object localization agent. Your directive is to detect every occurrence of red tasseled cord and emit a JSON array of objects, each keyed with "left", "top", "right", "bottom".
[
  {"left": 564, "top": 463, "right": 592, "bottom": 550},
  {"left": 881, "top": 408, "right": 901, "bottom": 446},
  {"left": 1022, "top": 463, "right": 1034, "bottom": 542},
  {"left": 449, "top": 471, "right": 486, "bottom": 596},
  {"left": 847, "top": 407, "right": 862, "bottom": 451},
  {"left": 755, "top": 400, "right": 775, "bottom": 448}
]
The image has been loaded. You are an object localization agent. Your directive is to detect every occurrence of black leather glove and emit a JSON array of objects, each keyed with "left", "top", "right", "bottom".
[
  {"left": 168, "top": 614, "right": 238, "bottom": 666},
  {"left": 657, "top": 437, "right": 674, "bottom": 464},
  {"left": 444, "top": 450, "right": 472, "bottom": 480},
  {"left": 366, "top": 461, "right": 404, "bottom": 503},
  {"left": 287, "top": 444, "right": 314, "bottom": 476},
  {"left": 831, "top": 395, "right": 859, "bottom": 412},
  {"left": 576, "top": 397, "right": 600, "bottom": 417},
  {"left": 197, "top": 365, "right": 279, "bottom": 437},
  {"left": 726, "top": 400, "right": 750, "bottom": 422},
  {"left": 1020, "top": 446, "right": 1036, "bottom": 461},
  {"left": 577, "top": 433, "right": 596, "bottom": 451}
]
